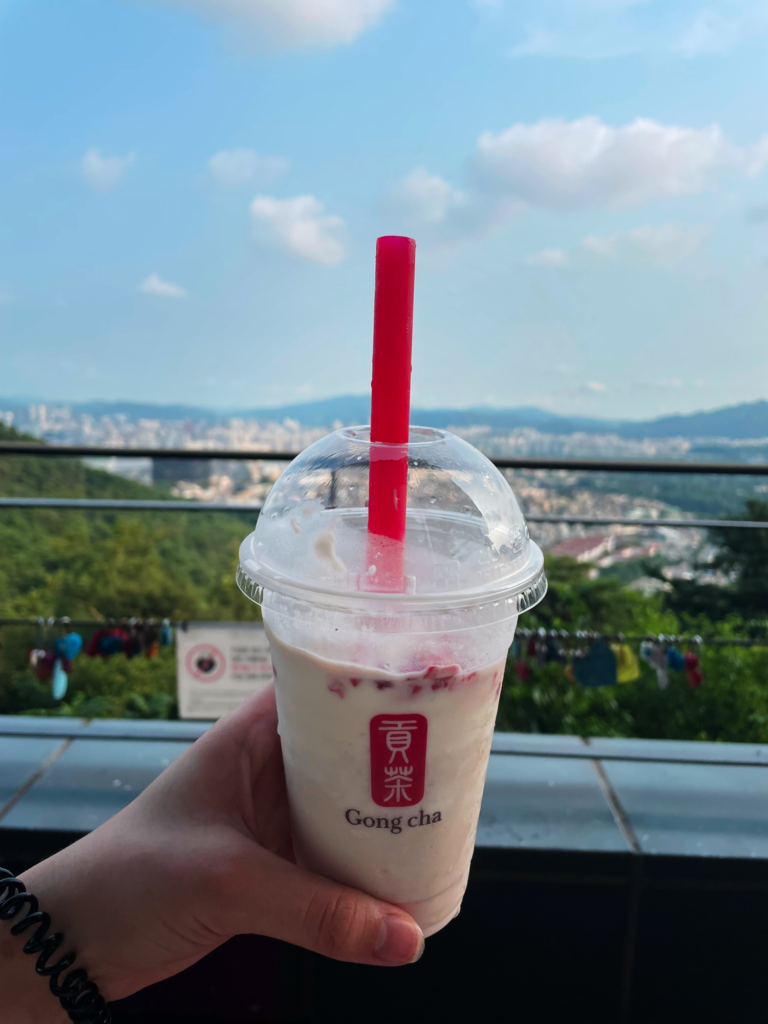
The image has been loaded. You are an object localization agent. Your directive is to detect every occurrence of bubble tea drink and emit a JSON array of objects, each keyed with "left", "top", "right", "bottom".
[{"left": 237, "top": 238, "right": 546, "bottom": 937}]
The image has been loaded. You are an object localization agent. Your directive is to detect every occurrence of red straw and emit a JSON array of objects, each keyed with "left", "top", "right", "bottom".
[{"left": 366, "top": 236, "right": 416, "bottom": 592}]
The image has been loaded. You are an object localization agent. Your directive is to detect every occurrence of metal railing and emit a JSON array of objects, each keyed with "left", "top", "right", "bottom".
[
  {"left": 2, "top": 441, "right": 767, "bottom": 530},
  {"left": 0, "top": 496, "right": 766, "bottom": 530},
  {"left": 3, "top": 440, "right": 768, "bottom": 475}
]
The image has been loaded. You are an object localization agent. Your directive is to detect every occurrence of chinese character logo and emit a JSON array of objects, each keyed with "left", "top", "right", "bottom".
[{"left": 370, "top": 714, "right": 427, "bottom": 807}]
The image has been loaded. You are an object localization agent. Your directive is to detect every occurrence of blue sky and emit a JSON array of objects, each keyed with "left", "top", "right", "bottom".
[{"left": 2, "top": 0, "right": 768, "bottom": 419}]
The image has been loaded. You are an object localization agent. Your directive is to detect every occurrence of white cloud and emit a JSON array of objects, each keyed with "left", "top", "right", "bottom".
[
  {"left": 527, "top": 248, "right": 568, "bottom": 266},
  {"left": 250, "top": 194, "right": 345, "bottom": 265},
  {"left": 674, "top": 10, "right": 744, "bottom": 55},
  {"left": 386, "top": 168, "right": 469, "bottom": 224},
  {"left": 529, "top": 223, "right": 708, "bottom": 269},
  {"left": 160, "top": 0, "right": 393, "bottom": 50},
  {"left": 580, "top": 234, "right": 617, "bottom": 259},
  {"left": 384, "top": 168, "right": 524, "bottom": 243},
  {"left": 587, "top": 381, "right": 606, "bottom": 392},
  {"left": 475, "top": 117, "right": 768, "bottom": 211},
  {"left": 139, "top": 273, "right": 188, "bottom": 299},
  {"left": 386, "top": 116, "right": 767, "bottom": 248},
  {"left": 208, "top": 148, "right": 289, "bottom": 186},
  {"left": 674, "top": 5, "right": 768, "bottom": 56},
  {"left": 491, "top": 1, "right": 768, "bottom": 60},
  {"left": 584, "top": 223, "right": 709, "bottom": 266},
  {"left": 508, "top": 25, "right": 641, "bottom": 60},
  {"left": 81, "top": 149, "right": 135, "bottom": 191}
]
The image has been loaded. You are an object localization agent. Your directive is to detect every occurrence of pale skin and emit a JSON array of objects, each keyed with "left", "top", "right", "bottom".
[{"left": 0, "top": 687, "right": 424, "bottom": 1023}]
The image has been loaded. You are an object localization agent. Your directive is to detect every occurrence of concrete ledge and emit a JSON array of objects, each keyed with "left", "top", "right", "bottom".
[{"left": 2, "top": 717, "right": 768, "bottom": 859}]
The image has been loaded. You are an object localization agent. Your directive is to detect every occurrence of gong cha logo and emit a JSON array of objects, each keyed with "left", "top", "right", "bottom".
[
  {"left": 185, "top": 644, "right": 226, "bottom": 683},
  {"left": 369, "top": 714, "right": 427, "bottom": 807}
]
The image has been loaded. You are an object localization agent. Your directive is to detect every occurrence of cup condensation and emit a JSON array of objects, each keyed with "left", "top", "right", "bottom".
[{"left": 238, "top": 426, "right": 546, "bottom": 937}]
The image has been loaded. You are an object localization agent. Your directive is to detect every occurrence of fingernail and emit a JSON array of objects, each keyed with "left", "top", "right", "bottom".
[{"left": 374, "top": 915, "right": 424, "bottom": 965}]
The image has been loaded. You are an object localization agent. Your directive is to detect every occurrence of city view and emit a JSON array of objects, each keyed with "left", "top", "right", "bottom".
[
  {"left": 2, "top": 0, "right": 768, "bottom": 1018},
  {"left": 5, "top": 395, "right": 767, "bottom": 594}
]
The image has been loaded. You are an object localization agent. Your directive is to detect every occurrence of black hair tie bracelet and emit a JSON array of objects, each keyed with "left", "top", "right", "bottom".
[{"left": 0, "top": 867, "right": 111, "bottom": 1023}]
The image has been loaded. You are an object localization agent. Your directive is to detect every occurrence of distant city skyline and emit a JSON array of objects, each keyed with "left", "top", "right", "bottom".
[
  {"left": 5, "top": 393, "right": 768, "bottom": 440},
  {"left": 0, "top": 392, "right": 728, "bottom": 575},
  {"left": 3, "top": 0, "right": 768, "bottom": 417},
  {"left": 0, "top": 391, "right": 762, "bottom": 418}
]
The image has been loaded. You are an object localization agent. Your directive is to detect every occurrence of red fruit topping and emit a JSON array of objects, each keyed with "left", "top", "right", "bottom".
[
  {"left": 349, "top": 678, "right": 361, "bottom": 687},
  {"left": 409, "top": 684, "right": 423, "bottom": 697},
  {"left": 425, "top": 664, "right": 460, "bottom": 680},
  {"left": 375, "top": 681, "right": 394, "bottom": 690},
  {"left": 328, "top": 680, "right": 345, "bottom": 699},
  {"left": 431, "top": 679, "right": 448, "bottom": 691}
]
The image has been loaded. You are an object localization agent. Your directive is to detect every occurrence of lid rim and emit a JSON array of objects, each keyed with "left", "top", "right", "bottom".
[
  {"left": 238, "top": 532, "right": 546, "bottom": 613},
  {"left": 236, "top": 562, "right": 547, "bottom": 617}
]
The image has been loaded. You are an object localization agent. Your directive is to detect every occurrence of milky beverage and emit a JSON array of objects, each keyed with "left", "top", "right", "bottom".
[
  {"left": 238, "top": 425, "right": 546, "bottom": 937},
  {"left": 267, "top": 625, "right": 510, "bottom": 935}
]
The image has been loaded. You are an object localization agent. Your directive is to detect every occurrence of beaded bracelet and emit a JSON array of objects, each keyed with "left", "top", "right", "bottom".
[{"left": 0, "top": 867, "right": 111, "bottom": 1023}]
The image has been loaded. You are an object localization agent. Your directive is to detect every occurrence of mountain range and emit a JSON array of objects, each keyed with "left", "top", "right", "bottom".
[{"left": 3, "top": 396, "right": 768, "bottom": 440}]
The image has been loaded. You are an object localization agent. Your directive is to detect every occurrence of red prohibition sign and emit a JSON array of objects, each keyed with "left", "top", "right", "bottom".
[{"left": 185, "top": 644, "right": 226, "bottom": 683}]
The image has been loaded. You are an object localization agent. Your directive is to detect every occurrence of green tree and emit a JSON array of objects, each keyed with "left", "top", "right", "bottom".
[
  {"left": 709, "top": 499, "right": 768, "bottom": 618},
  {"left": 526, "top": 555, "right": 675, "bottom": 635},
  {"left": 0, "top": 423, "right": 259, "bottom": 716},
  {"left": 665, "top": 499, "right": 768, "bottom": 623}
]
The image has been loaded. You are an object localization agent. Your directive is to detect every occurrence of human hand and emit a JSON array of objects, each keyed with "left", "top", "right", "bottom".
[{"left": 7, "top": 687, "right": 423, "bottom": 1017}]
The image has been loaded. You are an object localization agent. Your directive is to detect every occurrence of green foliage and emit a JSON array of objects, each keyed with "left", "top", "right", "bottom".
[
  {"left": 3, "top": 422, "right": 768, "bottom": 741},
  {"left": 0, "top": 424, "right": 260, "bottom": 716},
  {"left": 663, "top": 580, "right": 735, "bottom": 623},
  {"left": 525, "top": 556, "right": 676, "bottom": 636},
  {"left": 664, "top": 499, "right": 768, "bottom": 623},
  {"left": 0, "top": 423, "right": 261, "bottom": 621},
  {"left": 709, "top": 499, "right": 768, "bottom": 617},
  {"left": 497, "top": 644, "right": 768, "bottom": 743},
  {"left": 599, "top": 554, "right": 668, "bottom": 586},
  {"left": 3, "top": 646, "right": 178, "bottom": 719},
  {"left": 498, "top": 556, "right": 768, "bottom": 743},
  {"left": 575, "top": 469, "right": 764, "bottom": 518}
]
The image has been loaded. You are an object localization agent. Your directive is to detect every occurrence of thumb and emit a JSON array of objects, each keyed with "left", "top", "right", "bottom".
[{"left": 231, "top": 846, "right": 424, "bottom": 966}]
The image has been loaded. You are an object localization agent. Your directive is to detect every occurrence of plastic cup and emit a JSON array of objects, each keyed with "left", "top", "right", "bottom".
[{"left": 237, "top": 425, "right": 546, "bottom": 937}]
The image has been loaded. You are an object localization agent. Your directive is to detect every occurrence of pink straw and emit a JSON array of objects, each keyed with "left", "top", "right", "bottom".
[{"left": 365, "top": 236, "right": 416, "bottom": 592}]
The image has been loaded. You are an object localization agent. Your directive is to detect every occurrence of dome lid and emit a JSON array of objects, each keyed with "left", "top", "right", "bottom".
[{"left": 237, "top": 425, "right": 546, "bottom": 617}]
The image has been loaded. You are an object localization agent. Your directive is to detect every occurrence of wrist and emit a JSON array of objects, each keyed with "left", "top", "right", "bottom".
[
  {"left": 18, "top": 858, "right": 123, "bottom": 1007},
  {"left": 2, "top": 862, "right": 113, "bottom": 1023},
  {"left": 0, "top": 923, "right": 69, "bottom": 1024}
]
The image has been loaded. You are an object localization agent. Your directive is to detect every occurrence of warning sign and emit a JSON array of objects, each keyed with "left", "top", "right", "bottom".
[{"left": 176, "top": 622, "right": 273, "bottom": 720}]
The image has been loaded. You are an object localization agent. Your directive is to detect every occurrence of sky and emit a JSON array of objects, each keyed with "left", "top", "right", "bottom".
[{"left": 2, "top": 0, "right": 768, "bottom": 419}]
